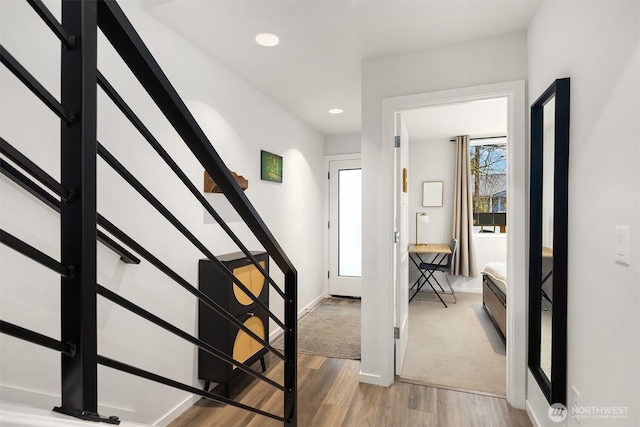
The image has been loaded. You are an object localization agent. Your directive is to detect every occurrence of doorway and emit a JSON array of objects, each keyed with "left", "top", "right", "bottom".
[
  {"left": 328, "top": 158, "right": 362, "bottom": 297},
  {"left": 396, "top": 99, "right": 509, "bottom": 396},
  {"left": 361, "top": 80, "right": 526, "bottom": 409}
]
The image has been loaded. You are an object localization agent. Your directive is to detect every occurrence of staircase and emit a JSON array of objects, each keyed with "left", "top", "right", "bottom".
[{"left": 0, "top": 0, "right": 297, "bottom": 425}]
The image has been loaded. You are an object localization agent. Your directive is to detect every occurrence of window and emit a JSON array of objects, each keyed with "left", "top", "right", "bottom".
[{"left": 470, "top": 142, "right": 507, "bottom": 234}]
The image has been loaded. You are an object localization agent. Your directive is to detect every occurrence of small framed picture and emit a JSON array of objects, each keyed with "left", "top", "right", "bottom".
[
  {"left": 423, "top": 181, "right": 443, "bottom": 207},
  {"left": 261, "top": 150, "right": 283, "bottom": 183}
]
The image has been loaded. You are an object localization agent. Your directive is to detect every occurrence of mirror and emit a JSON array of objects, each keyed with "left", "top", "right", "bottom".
[
  {"left": 529, "top": 78, "right": 570, "bottom": 405},
  {"left": 540, "top": 97, "right": 554, "bottom": 379},
  {"left": 422, "top": 181, "right": 443, "bottom": 207}
]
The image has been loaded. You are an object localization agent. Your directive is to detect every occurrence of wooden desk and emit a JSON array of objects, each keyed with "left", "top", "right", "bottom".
[
  {"left": 408, "top": 243, "right": 453, "bottom": 306},
  {"left": 409, "top": 243, "right": 451, "bottom": 255}
]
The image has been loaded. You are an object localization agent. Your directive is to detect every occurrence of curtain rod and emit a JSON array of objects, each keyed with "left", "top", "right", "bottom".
[{"left": 449, "top": 135, "right": 506, "bottom": 142}]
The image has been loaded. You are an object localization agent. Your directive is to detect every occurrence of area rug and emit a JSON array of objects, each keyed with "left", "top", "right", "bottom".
[
  {"left": 272, "top": 298, "right": 361, "bottom": 360},
  {"left": 399, "top": 291, "right": 506, "bottom": 396}
]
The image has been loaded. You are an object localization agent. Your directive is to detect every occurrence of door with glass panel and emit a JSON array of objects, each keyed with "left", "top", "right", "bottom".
[{"left": 329, "top": 159, "right": 362, "bottom": 297}]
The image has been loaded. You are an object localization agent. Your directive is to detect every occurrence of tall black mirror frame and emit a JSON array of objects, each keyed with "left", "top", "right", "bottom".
[{"left": 529, "top": 77, "right": 570, "bottom": 405}]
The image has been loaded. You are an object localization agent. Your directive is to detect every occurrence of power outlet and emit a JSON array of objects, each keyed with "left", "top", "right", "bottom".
[{"left": 572, "top": 385, "right": 581, "bottom": 424}]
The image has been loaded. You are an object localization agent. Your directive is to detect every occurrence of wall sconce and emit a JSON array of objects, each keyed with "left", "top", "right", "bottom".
[{"left": 415, "top": 212, "right": 430, "bottom": 245}]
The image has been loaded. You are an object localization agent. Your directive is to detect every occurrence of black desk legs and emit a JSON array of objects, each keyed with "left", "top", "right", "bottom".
[{"left": 408, "top": 253, "right": 449, "bottom": 307}]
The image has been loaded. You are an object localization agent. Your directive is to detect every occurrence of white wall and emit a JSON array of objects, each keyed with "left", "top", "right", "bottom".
[
  {"left": 407, "top": 137, "right": 507, "bottom": 293},
  {"left": 361, "top": 31, "right": 528, "bottom": 389},
  {"left": 408, "top": 138, "right": 455, "bottom": 246},
  {"left": 0, "top": 1, "right": 325, "bottom": 425},
  {"left": 324, "top": 133, "right": 361, "bottom": 156},
  {"left": 526, "top": 2, "right": 639, "bottom": 426}
]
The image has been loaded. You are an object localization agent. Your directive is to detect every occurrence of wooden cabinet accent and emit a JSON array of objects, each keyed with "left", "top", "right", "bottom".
[
  {"left": 232, "top": 315, "right": 265, "bottom": 369},
  {"left": 198, "top": 251, "right": 269, "bottom": 397},
  {"left": 232, "top": 261, "right": 267, "bottom": 306}
]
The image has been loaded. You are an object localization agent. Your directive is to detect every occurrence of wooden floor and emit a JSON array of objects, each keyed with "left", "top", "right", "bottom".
[{"left": 169, "top": 354, "right": 532, "bottom": 427}]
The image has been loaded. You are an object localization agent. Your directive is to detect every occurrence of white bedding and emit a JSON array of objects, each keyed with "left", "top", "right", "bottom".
[{"left": 481, "top": 261, "right": 507, "bottom": 296}]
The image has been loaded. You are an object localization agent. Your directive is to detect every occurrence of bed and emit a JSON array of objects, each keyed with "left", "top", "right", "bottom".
[{"left": 481, "top": 262, "right": 507, "bottom": 344}]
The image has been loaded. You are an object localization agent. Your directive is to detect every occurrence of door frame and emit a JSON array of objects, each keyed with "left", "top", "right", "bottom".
[
  {"left": 369, "top": 80, "right": 527, "bottom": 408},
  {"left": 324, "top": 154, "right": 362, "bottom": 298}
]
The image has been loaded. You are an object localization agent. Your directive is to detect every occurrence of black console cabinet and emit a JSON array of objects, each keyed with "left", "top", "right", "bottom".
[{"left": 198, "top": 251, "right": 269, "bottom": 397}]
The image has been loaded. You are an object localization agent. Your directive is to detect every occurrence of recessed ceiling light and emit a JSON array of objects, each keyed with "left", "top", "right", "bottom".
[
  {"left": 255, "top": 32, "right": 280, "bottom": 47},
  {"left": 329, "top": 108, "right": 344, "bottom": 114}
]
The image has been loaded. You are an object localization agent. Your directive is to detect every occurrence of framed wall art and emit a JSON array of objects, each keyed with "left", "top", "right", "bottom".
[
  {"left": 422, "top": 181, "right": 443, "bottom": 207},
  {"left": 261, "top": 150, "right": 283, "bottom": 183}
]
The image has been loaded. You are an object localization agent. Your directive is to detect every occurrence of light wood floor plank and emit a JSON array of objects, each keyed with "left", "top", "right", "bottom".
[
  {"left": 436, "top": 387, "right": 474, "bottom": 426},
  {"left": 381, "top": 380, "right": 411, "bottom": 425},
  {"left": 299, "top": 353, "right": 326, "bottom": 370},
  {"left": 465, "top": 393, "right": 506, "bottom": 427},
  {"left": 408, "top": 382, "right": 438, "bottom": 415},
  {"left": 322, "top": 359, "right": 360, "bottom": 407},
  {"left": 340, "top": 383, "right": 387, "bottom": 427},
  {"left": 403, "top": 408, "right": 438, "bottom": 427},
  {"left": 169, "top": 354, "right": 532, "bottom": 427},
  {"left": 310, "top": 403, "right": 348, "bottom": 427}
]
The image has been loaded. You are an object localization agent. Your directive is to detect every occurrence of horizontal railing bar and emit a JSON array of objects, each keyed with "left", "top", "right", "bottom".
[
  {"left": 0, "top": 45, "right": 73, "bottom": 124},
  {"left": 96, "top": 213, "right": 286, "bottom": 361},
  {"left": 97, "top": 0, "right": 295, "bottom": 275},
  {"left": 96, "top": 71, "right": 286, "bottom": 300},
  {"left": 0, "top": 320, "right": 75, "bottom": 356},
  {"left": 0, "top": 229, "right": 73, "bottom": 278},
  {"left": 97, "top": 355, "right": 284, "bottom": 422},
  {"left": 96, "top": 230, "right": 140, "bottom": 265},
  {"left": 96, "top": 142, "right": 286, "bottom": 331},
  {"left": 1, "top": 137, "right": 73, "bottom": 202},
  {"left": 0, "top": 158, "right": 140, "bottom": 265},
  {"left": 0, "top": 158, "right": 60, "bottom": 211},
  {"left": 97, "top": 284, "right": 284, "bottom": 391},
  {"left": 26, "top": 0, "right": 76, "bottom": 49}
]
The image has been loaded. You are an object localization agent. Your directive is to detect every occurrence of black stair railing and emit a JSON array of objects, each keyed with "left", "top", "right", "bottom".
[{"left": 0, "top": 0, "right": 297, "bottom": 425}]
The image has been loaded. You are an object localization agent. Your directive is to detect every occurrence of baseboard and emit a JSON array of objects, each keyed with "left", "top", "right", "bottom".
[
  {"left": 153, "top": 395, "right": 199, "bottom": 426},
  {"left": 301, "top": 293, "right": 326, "bottom": 314},
  {"left": 269, "top": 328, "right": 284, "bottom": 343},
  {"left": 526, "top": 399, "right": 543, "bottom": 427},
  {"left": 0, "top": 385, "right": 135, "bottom": 420},
  {"left": 359, "top": 371, "right": 387, "bottom": 386}
]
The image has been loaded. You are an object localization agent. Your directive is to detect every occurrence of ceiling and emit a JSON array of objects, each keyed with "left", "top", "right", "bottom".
[
  {"left": 147, "top": 0, "right": 539, "bottom": 137},
  {"left": 402, "top": 97, "right": 508, "bottom": 142}
]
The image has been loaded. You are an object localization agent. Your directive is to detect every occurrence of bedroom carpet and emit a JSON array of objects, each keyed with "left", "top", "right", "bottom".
[
  {"left": 399, "top": 291, "right": 506, "bottom": 396},
  {"left": 272, "top": 297, "right": 361, "bottom": 360}
]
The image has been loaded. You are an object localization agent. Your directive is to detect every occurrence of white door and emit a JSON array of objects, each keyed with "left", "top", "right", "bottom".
[
  {"left": 394, "top": 115, "right": 410, "bottom": 374},
  {"left": 329, "top": 159, "right": 362, "bottom": 297}
]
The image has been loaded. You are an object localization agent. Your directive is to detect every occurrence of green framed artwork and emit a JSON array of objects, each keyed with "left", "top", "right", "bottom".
[{"left": 261, "top": 150, "right": 283, "bottom": 183}]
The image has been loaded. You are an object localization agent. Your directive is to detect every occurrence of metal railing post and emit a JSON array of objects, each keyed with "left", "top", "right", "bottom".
[
  {"left": 55, "top": 0, "right": 104, "bottom": 421},
  {"left": 283, "top": 270, "right": 298, "bottom": 427}
]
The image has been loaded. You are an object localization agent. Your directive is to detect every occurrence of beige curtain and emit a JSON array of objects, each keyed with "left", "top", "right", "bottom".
[{"left": 452, "top": 136, "right": 477, "bottom": 277}]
